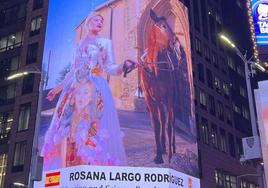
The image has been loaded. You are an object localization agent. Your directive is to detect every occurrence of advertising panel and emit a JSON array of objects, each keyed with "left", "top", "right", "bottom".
[
  {"left": 255, "top": 81, "right": 268, "bottom": 186},
  {"left": 35, "top": 0, "right": 199, "bottom": 187},
  {"left": 251, "top": 0, "right": 268, "bottom": 45}
]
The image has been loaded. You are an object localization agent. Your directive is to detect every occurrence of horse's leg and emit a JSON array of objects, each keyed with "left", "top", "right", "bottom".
[
  {"left": 168, "top": 105, "right": 175, "bottom": 162},
  {"left": 158, "top": 103, "right": 167, "bottom": 154},
  {"left": 148, "top": 102, "right": 164, "bottom": 164},
  {"left": 170, "top": 107, "right": 176, "bottom": 154}
]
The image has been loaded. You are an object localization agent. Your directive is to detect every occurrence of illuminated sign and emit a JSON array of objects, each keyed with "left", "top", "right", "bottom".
[
  {"left": 255, "top": 81, "right": 268, "bottom": 185},
  {"left": 35, "top": 166, "right": 200, "bottom": 187},
  {"left": 35, "top": 0, "right": 200, "bottom": 187},
  {"left": 251, "top": 0, "right": 268, "bottom": 45}
]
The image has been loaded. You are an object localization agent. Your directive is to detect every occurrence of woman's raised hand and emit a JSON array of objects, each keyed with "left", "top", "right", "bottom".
[{"left": 47, "top": 84, "right": 63, "bottom": 101}]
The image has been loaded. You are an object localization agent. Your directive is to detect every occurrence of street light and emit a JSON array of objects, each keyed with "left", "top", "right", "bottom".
[
  {"left": 7, "top": 68, "right": 44, "bottom": 188},
  {"left": 219, "top": 33, "right": 265, "bottom": 187},
  {"left": 219, "top": 33, "right": 259, "bottom": 135},
  {"left": 220, "top": 34, "right": 266, "bottom": 73},
  {"left": 12, "top": 182, "right": 27, "bottom": 187},
  {"left": 220, "top": 34, "right": 236, "bottom": 48}
]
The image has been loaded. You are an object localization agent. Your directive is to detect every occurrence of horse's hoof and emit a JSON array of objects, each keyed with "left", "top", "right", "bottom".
[{"left": 154, "top": 156, "right": 164, "bottom": 164}]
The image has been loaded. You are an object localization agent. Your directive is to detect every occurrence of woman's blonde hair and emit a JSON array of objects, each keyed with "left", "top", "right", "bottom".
[{"left": 85, "top": 11, "right": 104, "bottom": 31}]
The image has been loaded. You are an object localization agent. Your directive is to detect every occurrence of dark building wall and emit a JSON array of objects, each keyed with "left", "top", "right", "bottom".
[
  {"left": 0, "top": 0, "right": 48, "bottom": 187},
  {"left": 184, "top": 0, "right": 259, "bottom": 187}
]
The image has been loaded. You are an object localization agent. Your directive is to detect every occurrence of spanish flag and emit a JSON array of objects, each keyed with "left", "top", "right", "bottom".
[
  {"left": 188, "top": 177, "right": 193, "bottom": 188},
  {"left": 45, "top": 171, "right": 60, "bottom": 187}
]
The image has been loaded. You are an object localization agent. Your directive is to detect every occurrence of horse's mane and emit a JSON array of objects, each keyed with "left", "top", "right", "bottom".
[{"left": 146, "top": 24, "right": 169, "bottom": 74}]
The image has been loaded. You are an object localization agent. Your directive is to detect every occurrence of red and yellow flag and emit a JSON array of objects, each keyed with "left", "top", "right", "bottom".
[
  {"left": 188, "top": 177, "right": 193, "bottom": 188},
  {"left": 45, "top": 171, "right": 60, "bottom": 187}
]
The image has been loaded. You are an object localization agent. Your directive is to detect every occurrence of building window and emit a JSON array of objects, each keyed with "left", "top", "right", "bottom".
[
  {"left": 220, "top": 129, "right": 227, "bottom": 152},
  {"left": 240, "top": 179, "right": 258, "bottom": 188},
  {"left": 208, "top": 95, "right": 216, "bottom": 115},
  {"left": 215, "top": 169, "right": 224, "bottom": 186},
  {"left": 0, "top": 154, "right": 7, "bottom": 188},
  {"left": 215, "top": 12, "right": 222, "bottom": 24},
  {"left": 237, "top": 65, "right": 244, "bottom": 77},
  {"left": 204, "top": 45, "right": 210, "bottom": 60},
  {"left": 236, "top": 138, "right": 243, "bottom": 159},
  {"left": 26, "top": 43, "right": 39, "bottom": 64},
  {"left": 201, "top": 118, "right": 209, "bottom": 144},
  {"left": 211, "top": 52, "right": 218, "bottom": 68},
  {"left": 33, "top": 0, "right": 43, "bottom": 10},
  {"left": 208, "top": 8, "right": 216, "bottom": 44},
  {"left": 199, "top": 90, "right": 207, "bottom": 109},
  {"left": 219, "top": 57, "right": 227, "bottom": 74},
  {"left": 211, "top": 124, "right": 218, "bottom": 148},
  {"left": 22, "top": 74, "right": 35, "bottom": 95},
  {"left": 223, "top": 82, "right": 230, "bottom": 97},
  {"left": 214, "top": 76, "right": 221, "bottom": 93},
  {"left": 200, "top": 0, "right": 208, "bottom": 38},
  {"left": 239, "top": 86, "right": 247, "bottom": 98},
  {"left": 0, "top": 3, "right": 26, "bottom": 28},
  {"left": 216, "top": 101, "right": 224, "bottom": 120},
  {"left": 236, "top": 0, "right": 243, "bottom": 8},
  {"left": 197, "top": 63, "right": 205, "bottom": 82},
  {"left": 227, "top": 56, "right": 235, "bottom": 70},
  {"left": 233, "top": 103, "right": 241, "bottom": 115},
  {"left": 30, "top": 16, "right": 42, "bottom": 36},
  {"left": 195, "top": 37, "right": 202, "bottom": 54},
  {"left": 12, "top": 141, "right": 27, "bottom": 172},
  {"left": 206, "top": 69, "right": 213, "bottom": 88},
  {"left": 215, "top": 169, "right": 237, "bottom": 188},
  {"left": 226, "top": 107, "right": 232, "bottom": 125},
  {"left": 0, "top": 56, "right": 19, "bottom": 80},
  {"left": 228, "top": 133, "right": 236, "bottom": 157},
  {"left": 0, "top": 112, "right": 13, "bottom": 139},
  {"left": 193, "top": 0, "right": 200, "bottom": 30},
  {"left": 0, "top": 84, "right": 16, "bottom": 105},
  {"left": 0, "top": 32, "right": 23, "bottom": 52},
  {"left": 242, "top": 106, "right": 250, "bottom": 120},
  {"left": 17, "top": 103, "right": 31, "bottom": 132}
]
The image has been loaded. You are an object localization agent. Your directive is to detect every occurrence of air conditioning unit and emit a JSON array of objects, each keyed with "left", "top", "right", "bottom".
[{"left": 241, "top": 136, "right": 262, "bottom": 161}]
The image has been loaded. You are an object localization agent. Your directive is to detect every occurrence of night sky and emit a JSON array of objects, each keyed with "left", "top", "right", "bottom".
[{"left": 43, "top": 0, "right": 107, "bottom": 89}]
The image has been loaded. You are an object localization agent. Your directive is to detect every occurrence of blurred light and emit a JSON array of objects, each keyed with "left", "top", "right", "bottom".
[
  {"left": 13, "top": 182, "right": 26, "bottom": 187},
  {"left": 219, "top": 34, "right": 236, "bottom": 48},
  {"left": 255, "top": 63, "right": 266, "bottom": 72},
  {"left": 7, "top": 118, "right": 13, "bottom": 122},
  {"left": 7, "top": 72, "right": 28, "bottom": 80}
]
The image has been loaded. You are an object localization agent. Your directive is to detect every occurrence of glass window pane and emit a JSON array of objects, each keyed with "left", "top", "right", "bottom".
[
  {"left": 31, "top": 19, "right": 36, "bottom": 31},
  {"left": 7, "top": 34, "right": 15, "bottom": 49},
  {"left": 0, "top": 37, "right": 7, "bottom": 51},
  {"left": 6, "top": 85, "right": 15, "bottom": 99},
  {"left": 18, "top": 103, "right": 31, "bottom": 131},
  {"left": 0, "top": 154, "right": 7, "bottom": 188},
  {"left": 36, "top": 17, "right": 42, "bottom": 29},
  {"left": 15, "top": 32, "right": 23, "bottom": 44},
  {"left": 13, "top": 141, "right": 27, "bottom": 167},
  {"left": 17, "top": 4, "right": 26, "bottom": 19},
  {"left": 10, "top": 57, "right": 19, "bottom": 71}
]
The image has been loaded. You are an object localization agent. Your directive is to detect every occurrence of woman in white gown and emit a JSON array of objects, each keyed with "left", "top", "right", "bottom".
[{"left": 41, "top": 12, "right": 129, "bottom": 170}]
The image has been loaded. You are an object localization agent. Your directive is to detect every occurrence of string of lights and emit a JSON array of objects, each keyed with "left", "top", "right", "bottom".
[{"left": 246, "top": 0, "right": 268, "bottom": 67}]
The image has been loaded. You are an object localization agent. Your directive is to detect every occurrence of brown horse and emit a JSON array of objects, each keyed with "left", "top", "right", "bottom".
[{"left": 124, "top": 15, "right": 184, "bottom": 164}]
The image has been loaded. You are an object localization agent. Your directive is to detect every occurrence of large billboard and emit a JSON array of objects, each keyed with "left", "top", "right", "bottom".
[
  {"left": 251, "top": 0, "right": 268, "bottom": 45},
  {"left": 255, "top": 81, "right": 268, "bottom": 186},
  {"left": 35, "top": 0, "right": 199, "bottom": 187}
]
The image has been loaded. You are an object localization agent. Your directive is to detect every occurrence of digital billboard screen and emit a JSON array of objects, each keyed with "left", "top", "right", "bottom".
[
  {"left": 251, "top": 0, "right": 268, "bottom": 45},
  {"left": 35, "top": 0, "right": 200, "bottom": 187},
  {"left": 255, "top": 81, "right": 268, "bottom": 185}
]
